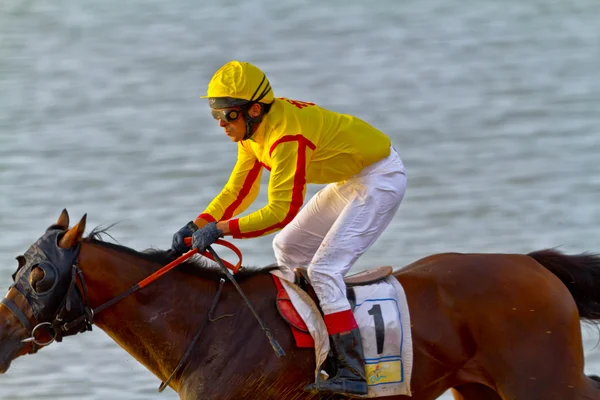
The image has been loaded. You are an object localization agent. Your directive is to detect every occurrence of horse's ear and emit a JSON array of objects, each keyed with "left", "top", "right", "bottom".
[
  {"left": 56, "top": 209, "right": 70, "bottom": 230},
  {"left": 58, "top": 214, "right": 87, "bottom": 249}
]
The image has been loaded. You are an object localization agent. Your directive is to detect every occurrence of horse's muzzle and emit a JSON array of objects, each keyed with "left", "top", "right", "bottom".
[{"left": 0, "top": 340, "right": 19, "bottom": 374}]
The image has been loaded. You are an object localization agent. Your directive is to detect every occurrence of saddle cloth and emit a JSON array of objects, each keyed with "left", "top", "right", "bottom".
[{"left": 272, "top": 272, "right": 413, "bottom": 398}]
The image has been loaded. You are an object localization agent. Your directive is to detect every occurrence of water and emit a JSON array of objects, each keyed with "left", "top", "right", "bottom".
[{"left": 1, "top": 0, "right": 599, "bottom": 398}]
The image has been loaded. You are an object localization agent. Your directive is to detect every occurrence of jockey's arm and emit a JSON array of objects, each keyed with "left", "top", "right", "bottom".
[
  {"left": 191, "top": 215, "right": 231, "bottom": 235},
  {"left": 195, "top": 143, "right": 262, "bottom": 229},
  {"left": 191, "top": 216, "right": 231, "bottom": 235},
  {"left": 218, "top": 137, "right": 313, "bottom": 238},
  {"left": 215, "top": 220, "right": 232, "bottom": 235}
]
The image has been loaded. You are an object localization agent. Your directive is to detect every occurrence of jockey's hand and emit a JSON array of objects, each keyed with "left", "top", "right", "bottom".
[
  {"left": 191, "top": 222, "right": 224, "bottom": 253},
  {"left": 171, "top": 221, "right": 197, "bottom": 255}
]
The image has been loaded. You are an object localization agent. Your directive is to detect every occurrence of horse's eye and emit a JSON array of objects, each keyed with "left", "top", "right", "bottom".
[{"left": 30, "top": 263, "right": 56, "bottom": 293}]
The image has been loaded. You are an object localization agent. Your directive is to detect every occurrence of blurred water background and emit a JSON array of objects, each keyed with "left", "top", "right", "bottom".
[{"left": 1, "top": 0, "right": 599, "bottom": 398}]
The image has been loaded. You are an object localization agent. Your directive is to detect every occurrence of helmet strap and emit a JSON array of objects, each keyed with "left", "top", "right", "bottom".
[{"left": 242, "top": 103, "right": 265, "bottom": 140}]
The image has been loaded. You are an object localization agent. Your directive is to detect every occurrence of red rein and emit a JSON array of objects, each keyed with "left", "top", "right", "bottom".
[{"left": 137, "top": 238, "right": 242, "bottom": 290}]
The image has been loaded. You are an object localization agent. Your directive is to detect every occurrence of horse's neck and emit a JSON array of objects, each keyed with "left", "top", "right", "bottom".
[{"left": 78, "top": 242, "right": 212, "bottom": 386}]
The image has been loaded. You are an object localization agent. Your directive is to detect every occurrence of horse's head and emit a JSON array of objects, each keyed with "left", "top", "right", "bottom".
[{"left": 0, "top": 209, "right": 91, "bottom": 373}]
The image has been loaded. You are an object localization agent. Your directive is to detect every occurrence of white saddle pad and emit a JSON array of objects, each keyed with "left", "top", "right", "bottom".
[{"left": 277, "top": 275, "right": 413, "bottom": 398}]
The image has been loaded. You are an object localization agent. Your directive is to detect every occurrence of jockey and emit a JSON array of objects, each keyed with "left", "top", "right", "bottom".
[{"left": 172, "top": 60, "right": 407, "bottom": 396}]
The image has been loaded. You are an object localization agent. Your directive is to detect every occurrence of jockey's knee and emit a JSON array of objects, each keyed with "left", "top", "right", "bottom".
[
  {"left": 272, "top": 232, "right": 289, "bottom": 261},
  {"left": 272, "top": 233, "right": 304, "bottom": 269}
]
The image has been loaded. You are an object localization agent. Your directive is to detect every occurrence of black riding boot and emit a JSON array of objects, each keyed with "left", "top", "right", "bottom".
[{"left": 304, "top": 328, "right": 368, "bottom": 396}]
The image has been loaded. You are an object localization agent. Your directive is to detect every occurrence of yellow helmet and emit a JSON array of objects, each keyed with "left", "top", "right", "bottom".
[{"left": 202, "top": 61, "right": 274, "bottom": 108}]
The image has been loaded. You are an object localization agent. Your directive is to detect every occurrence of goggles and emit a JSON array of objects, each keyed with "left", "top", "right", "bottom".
[{"left": 211, "top": 108, "right": 243, "bottom": 123}]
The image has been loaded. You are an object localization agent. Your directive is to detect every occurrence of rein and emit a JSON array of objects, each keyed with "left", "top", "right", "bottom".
[
  {"left": 155, "top": 238, "right": 285, "bottom": 391},
  {"left": 66, "top": 239, "right": 243, "bottom": 324},
  {"left": 14, "top": 237, "right": 284, "bottom": 393}
]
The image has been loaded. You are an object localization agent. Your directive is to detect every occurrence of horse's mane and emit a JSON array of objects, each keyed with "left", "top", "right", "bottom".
[{"left": 84, "top": 226, "right": 279, "bottom": 282}]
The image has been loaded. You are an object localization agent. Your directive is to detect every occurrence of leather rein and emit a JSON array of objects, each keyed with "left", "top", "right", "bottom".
[{"left": 3, "top": 239, "right": 244, "bottom": 390}]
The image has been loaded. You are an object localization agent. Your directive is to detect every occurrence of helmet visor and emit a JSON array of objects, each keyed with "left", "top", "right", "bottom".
[{"left": 208, "top": 97, "right": 249, "bottom": 109}]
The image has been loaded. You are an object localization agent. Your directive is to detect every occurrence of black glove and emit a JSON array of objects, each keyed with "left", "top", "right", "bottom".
[
  {"left": 191, "top": 222, "right": 224, "bottom": 253},
  {"left": 171, "top": 221, "right": 198, "bottom": 255}
]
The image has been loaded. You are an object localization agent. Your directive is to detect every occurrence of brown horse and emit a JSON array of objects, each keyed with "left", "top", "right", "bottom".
[{"left": 1, "top": 209, "right": 600, "bottom": 400}]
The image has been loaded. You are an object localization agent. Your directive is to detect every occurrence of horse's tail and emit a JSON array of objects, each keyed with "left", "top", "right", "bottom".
[{"left": 528, "top": 249, "right": 600, "bottom": 322}]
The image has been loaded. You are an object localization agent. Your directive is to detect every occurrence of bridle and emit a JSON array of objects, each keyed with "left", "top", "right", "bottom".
[
  {"left": 2, "top": 233, "right": 283, "bottom": 392},
  {"left": 2, "top": 229, "right": 93, "bottom": 352},
  {"left": 3, "top": 234, "right": 241, "bottom": 349},
  {"left": 1, "top": 260, "right": 92, "bottom": 352}
]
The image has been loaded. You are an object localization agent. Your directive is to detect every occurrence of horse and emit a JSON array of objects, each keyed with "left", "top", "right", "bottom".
[{"left": 1, "top": 209, "right": 600, "bottom": 400}]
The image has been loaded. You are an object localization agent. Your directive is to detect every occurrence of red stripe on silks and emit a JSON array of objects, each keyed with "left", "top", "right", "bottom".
[
  {"left": 324, "top": 310, "right": 358, "bottom": 335},
  {"left": 196, "top": 213, "right": 216, "bottom": 223},
  {"left": 229, "top": 219, "right": 241, "bottom": 238},
  {"left": 233, "top": 135, "right": 315, "bottom": 239},
  {"left": 221, "top": 160, "right": 263, "bottom": 220},
  {"left": 260, "top": 162, "right": 271, "bottom": 172},
  {"left": 268, "top": 134, "right": 316, "bottom": 157}
]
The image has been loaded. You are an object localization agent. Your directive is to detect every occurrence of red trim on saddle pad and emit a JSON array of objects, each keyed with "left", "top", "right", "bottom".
[
  {"left": 272, "top": 275, "right": 314, "bottom": 348},
  {"left": 276, "top": 289, "right": 309, "bottom": 331}
]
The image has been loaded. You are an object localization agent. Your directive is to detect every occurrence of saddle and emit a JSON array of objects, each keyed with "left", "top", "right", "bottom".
[{"left": 276, "top": 266, "right": 393, "bottom": 333}]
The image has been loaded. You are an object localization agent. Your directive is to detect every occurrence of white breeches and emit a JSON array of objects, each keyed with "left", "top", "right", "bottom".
[{"left": 272, "top": 147, "right": 406, "bottom": 314}]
